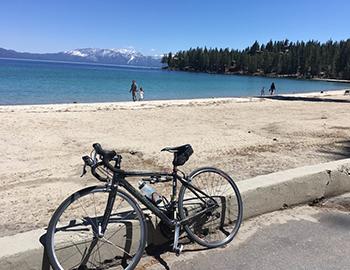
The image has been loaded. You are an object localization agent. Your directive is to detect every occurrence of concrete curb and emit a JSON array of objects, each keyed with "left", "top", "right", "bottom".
[
  {"left": 1, "top": 158, "right": 350, "bottom": 269},
  {"left": 239, "top": 158, "right": 350, "bottom": 219}
]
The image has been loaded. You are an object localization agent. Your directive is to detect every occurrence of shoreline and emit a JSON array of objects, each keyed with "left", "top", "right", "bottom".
[
  {"left": 164, "top": 67, "right": 350, "bottom": 83},
  {"left": 311, "top": 78, "right": 350, "bottom": 84},
  {"left": 0, "top": 57, "right": 162, "bottom": 70},
  {"left": 0, "top": 96, "right": 260, "bottom": 112},
  {"left": 0, "top": 88, "right": 349, "bottom": 111}
]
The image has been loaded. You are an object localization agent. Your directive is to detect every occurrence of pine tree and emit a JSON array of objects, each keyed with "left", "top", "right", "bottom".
[{"left": 163, "top": 39, "right": 350, "bottom": 80}]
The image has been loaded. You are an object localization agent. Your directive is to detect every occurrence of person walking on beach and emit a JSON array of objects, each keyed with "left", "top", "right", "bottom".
[
  {"left": 130, "top": 80, "right": 138, "bottom": 101},
  {"left": 139, "top": 87, "right": 144, "bottom": 101},
  {"left": 269, "top": 82, "right": 276, "bottom": 95}
]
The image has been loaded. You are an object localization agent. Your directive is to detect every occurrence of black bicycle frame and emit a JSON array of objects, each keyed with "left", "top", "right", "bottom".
[{"left": 101, "top": 167, "right": 217, "bottom": 232}]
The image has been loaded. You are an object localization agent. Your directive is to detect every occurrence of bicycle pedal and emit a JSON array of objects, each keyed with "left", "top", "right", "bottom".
[{"left": 174, "top": 244, "right": 184, "bottom": 256}]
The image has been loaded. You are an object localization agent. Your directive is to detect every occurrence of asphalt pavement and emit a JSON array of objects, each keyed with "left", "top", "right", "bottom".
[{"left": 140, "top": 194, "right": 350, "bottom": 270}]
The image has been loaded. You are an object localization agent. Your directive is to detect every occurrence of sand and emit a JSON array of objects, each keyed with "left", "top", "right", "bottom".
[{"left": 0, "top": 89, "right": 350, "bottom": 237}]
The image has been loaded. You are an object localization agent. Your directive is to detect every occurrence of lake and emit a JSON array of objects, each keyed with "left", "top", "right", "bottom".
[{"left": 0, "top": 58, "right": 349, "bottom": 105}]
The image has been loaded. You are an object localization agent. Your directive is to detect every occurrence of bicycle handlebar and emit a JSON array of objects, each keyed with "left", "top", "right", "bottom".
[{"left": 92, "top": 143, "right": 124, "bottom": 175}]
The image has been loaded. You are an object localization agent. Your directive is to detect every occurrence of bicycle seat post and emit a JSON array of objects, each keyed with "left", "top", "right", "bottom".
[
  {"left": 114, "top": 154, "right": 122, "bottom": 169},
  {"left": 165, "top": 164, "right": 177, "bottom": 220}
]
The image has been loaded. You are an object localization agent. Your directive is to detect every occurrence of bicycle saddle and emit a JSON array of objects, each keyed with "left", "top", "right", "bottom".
[
  {"left": 161, "top": 144, "right": 194, "bottom": 166},
  {"left": 161, "top": 144, "right": 191, "bottom": 153}
]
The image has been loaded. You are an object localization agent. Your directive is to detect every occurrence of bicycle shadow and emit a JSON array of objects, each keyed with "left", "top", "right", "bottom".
[
  {"left": 40, "top": 230, "right": 209, "bottom": 270},
  {"left": 39, "top": 212, "right": 220, "bottom": 269},
  {"left": 145, "top": 237, "right": 209, "bottom": 270},
  {"left": 144, "top": 219, "right": 210, "bottom": 270},
  {"left": 145, "top": 242, "right": 173, "bottom": 270}
]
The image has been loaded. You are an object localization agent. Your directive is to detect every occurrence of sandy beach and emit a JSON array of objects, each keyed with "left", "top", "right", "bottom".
[{"left": 1, "top": 89, "right": 350, "bottom": 237}]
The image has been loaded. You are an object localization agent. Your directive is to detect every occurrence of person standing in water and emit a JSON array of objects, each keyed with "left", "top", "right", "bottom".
[
  {"left": 139, "top": 87, "right": 144, "bottom": 101},
  {"left": 269, "top": 82, "right": 276, "bottom": 95},
  {"left": 129, "top": 80, "right": 138, "bottom": 101}
]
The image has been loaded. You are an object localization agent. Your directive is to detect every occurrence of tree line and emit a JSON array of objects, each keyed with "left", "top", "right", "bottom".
[{"left": 161, "top": 39, "right": 350, "bottom": 80}]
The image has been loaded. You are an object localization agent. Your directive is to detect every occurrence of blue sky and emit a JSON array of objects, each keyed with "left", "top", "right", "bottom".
[{"left": 1, "top": 0, "right": 349, "bottom": 56}]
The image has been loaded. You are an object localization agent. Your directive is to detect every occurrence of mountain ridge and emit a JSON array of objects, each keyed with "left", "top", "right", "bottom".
[{"left": 0, "top": 47, "right": 162, "bottom": 67}]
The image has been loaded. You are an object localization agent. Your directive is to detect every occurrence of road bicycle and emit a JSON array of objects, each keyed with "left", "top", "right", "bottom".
[{"left": 46, "top": 143, "right": 243, "bottom": 269}]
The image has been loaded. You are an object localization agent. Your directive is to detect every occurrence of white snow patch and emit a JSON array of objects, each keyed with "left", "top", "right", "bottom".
[
  {"left": 127, "top": 56, "right": 135, "bottom": 64},
  {"left": 66, "top": 50, "right": 88, "bottom": 57}
]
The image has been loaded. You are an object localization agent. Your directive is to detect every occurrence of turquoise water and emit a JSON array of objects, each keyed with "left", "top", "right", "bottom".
[{"left": 1, "top": 58, "right": 349, "bottom": 105}]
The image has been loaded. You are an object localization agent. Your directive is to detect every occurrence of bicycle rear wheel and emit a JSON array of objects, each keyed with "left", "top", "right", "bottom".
[
  {"left": 46, "top": 186, "right": 147, "bottom": 270},
  {"left": 178, "top": 167, "right": 243, "bottom": 248}
]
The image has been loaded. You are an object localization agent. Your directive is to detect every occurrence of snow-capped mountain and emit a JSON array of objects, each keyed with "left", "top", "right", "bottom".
[
  {"left": 0, "top": 47, "right": 163, "bottom": 67},
  {"left": 63, "top": 48, "right": 145, "bottom": 65}
]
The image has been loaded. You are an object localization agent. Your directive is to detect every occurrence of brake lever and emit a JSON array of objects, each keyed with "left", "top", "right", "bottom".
[
  {"left": 81, "top": 155, "right": 94, "bottom": 177},
  {"left": 81, "top": 164, "right": 87, "bottom": 177}
]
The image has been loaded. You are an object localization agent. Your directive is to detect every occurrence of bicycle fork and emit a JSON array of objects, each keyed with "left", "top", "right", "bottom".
[{"left": 173, "top": 222, "right": 183, "bottom": 256}]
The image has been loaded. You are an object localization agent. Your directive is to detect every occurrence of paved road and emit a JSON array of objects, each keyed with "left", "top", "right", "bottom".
[{"left": 141, "top": 195, "right": 350, "bottom": 270}]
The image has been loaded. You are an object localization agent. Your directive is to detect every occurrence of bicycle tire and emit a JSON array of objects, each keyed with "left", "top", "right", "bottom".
[
  {"left": 178, "top": 167, "right": 243, "bottom": 248},
  {"left": 46, "top": 186, "right": 147, "bottom": 270}
]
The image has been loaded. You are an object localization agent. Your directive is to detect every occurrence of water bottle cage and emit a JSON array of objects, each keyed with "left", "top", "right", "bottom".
[{"left": 142, "top": 176, "right": 173, "bottom": 184}]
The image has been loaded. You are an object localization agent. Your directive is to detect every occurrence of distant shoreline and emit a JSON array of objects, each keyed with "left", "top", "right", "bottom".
[
  {"left": 0, "top": 57, "right": 162, "bottom": 70},
  {"left": 311, "top": 78, "right": 350, "bottom": 84},
  {"left": 163, "top": 67, "right": 350, "bottom": 84}
]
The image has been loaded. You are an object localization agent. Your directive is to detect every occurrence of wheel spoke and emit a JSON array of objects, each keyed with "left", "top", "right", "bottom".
[
  {"left": 100, "top": 237, "right": 133, "bottom": 257},
  {"left": 49, "top": 188, "right": 146, "bottom": 270},
  {"left": 76, "top": 196, "right": 100, "bottom": 235},
  {"left": 180, "top": 169, "right": 242, "bottom": 247},
  {"left": 58, "top": 240, "right": 85, "bottom": 265}
]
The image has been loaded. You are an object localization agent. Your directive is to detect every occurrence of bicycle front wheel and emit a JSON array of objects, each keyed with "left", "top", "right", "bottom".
[
  {"left": 178, "top": 167, "right": 243, "bottom": 248},
  {"left": 46, "top": 186, "right": 147, "bottom": 270}
]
